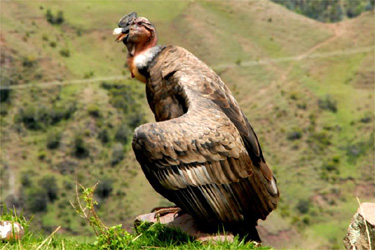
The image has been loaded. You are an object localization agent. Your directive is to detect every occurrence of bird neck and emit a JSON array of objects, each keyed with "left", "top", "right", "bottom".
[
  {"left": 126, "top": 34, "right": 159, "bottom": 83},
  {"left": 127, "top": 44, "right": 163, "bottom": 83}
]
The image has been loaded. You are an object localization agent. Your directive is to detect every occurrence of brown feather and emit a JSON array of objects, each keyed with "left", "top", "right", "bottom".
[{"left": 132, "top": 45, "right": 279, "bottom": 226}]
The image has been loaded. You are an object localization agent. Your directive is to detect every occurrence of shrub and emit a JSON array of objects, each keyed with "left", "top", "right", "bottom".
[
  {"left": 127, "top": 112, "right": 146, "bottom": 129},
  {"left": 115, "top": 124, "right": 131, "bottom": 144},
  {"left": 46, "top": 9, "right": 64, "bottom": 25},
  {"left": 286, "top": 128, "right": 302, "bottom": 141},
  {"left": 95, "top": 179, "right": 114, "bottom": 199},
  {"left": 59, "top": 48, "right": 70, "bottom": 57},
  {"left": 83, "top": 71, "right": 94, "bottom": 79},
  {"left": 20, "top": 170, "right": 36, "bottom": 187},
  {"left": 56, "top": 160, "right": 77, "bottom": 175},
  {"left": 87, "top": 104, "right": 101, "bottom": 118},
  {"left": 296, "top": 199, "right": 311, "bottom": 214},
  {"left": 17, "top": 104, "right": 76, "bottom": 130},
  {"left": 307, "top": 131, "right": 331, "bottom": 151},
  {"left": 46, "top": 9, "right": 54, "bottom": 24},
  {"left": 318, "top": 95, "right": 337, "bottom": 113},
  {"left": 55, "top": 11, "right": 64, "bottom": 24},
  {"left": 73, "top": 134, "right": 89, "bottom": 158},
  {"left": 111, "top": 143, "right": 124, "bottom": 166},
  {"left": 38, "top": 150, "right": 47, "bottom": 160},
  {"left": 0, "top": 88, "right": 10, "bottom": 103},
  {"left": 98, "top": 128, "right": 110, "bottom": 144},
  {"left": 302, "top": 215, "right": 311, "bottom": 225},
  {"left": 297, "top": 102, "right": 307, "bottom": 110},
  {"left": 320, "top": 157, "right": 340, "bottom": 181},
  {"left": 46, "top": 131, "right": 62, "bottom": 149},
  {"left": 22, "top": 56, "right": 37, "bottom": 68},
  {"left": 110, "top": 96, "right": 130, "bottom": 113},
  {"left": 39, "top": 175, "right": 59, "bottom": 202},
  {"left": 345, "top": 138, "right": 371, "bottom": 162},
  {"left": 360, "top": 112, "right": 372, "bottom": 123},
  {"left": 18, "top": 106, "right": 41, "bottom": 130},
  {"left": 49, "top": 41, "right": 56, "bottom": 48},
  {"left": 26, "top": 188, "right": 48, "bottom": 213},
  {"left": 289, "top": 91, "right": 299, "bottom": 100}
]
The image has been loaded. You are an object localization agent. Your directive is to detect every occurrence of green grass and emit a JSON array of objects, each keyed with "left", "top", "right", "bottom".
[
  {"left": 0, "top": 227, "right": 270, "bottom": 250},
  {"left": 1, "top": 186, "right": 272, "bottom": 250}
]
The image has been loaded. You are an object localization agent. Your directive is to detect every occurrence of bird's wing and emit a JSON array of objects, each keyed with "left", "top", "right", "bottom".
[
  {"left": 204, "top": 79, "right": 275, "bottom": 182},
  {"left": 155, "top": 46, "right": 275, "bottom": 182},
  {"left": 132, "top": 105, "right": 278, "bottom": 223},
  {"left": 133, "top": 45, "right": 279, "bottom": 223}
]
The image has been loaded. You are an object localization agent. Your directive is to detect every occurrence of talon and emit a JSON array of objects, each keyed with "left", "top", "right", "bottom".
[{"left": 151, "top": 206, "right": 182, "bottom": 218}]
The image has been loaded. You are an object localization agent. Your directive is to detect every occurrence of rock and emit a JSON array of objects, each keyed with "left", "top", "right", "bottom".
[
  {"left": 0, "top": 221, "right": 24, "bottom": 242},
  {"left": 344, "top": 202, "right": 375, "bottom": 250},
  {"left": 135, "top": 212, "right": 234, "bottom": 243}
]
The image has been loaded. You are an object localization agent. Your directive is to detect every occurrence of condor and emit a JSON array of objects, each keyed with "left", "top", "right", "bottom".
[{"left": 114, "top": 12, "right": 279, "bottom": 241}]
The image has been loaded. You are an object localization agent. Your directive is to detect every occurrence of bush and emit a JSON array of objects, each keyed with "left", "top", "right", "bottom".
[
  {"left": 307, "top": 131, "right": 331, "bottom": 151},
  {"left": 16, "top": 104, "right": 76, "bottom": 130},
  {"left": 56, "top": 160, "right": 77, "bottom": 175},
  {"left": 20, "top": 170, "right": 36, "bottom": 188},
  {"left": 0, "top": 73, "right": 13, "bottom": 103},
  {"left": 360, "top": 112, "right": 372, "bottom": 123},
  {"left": 55, "top": 11, "right": 64, "bottom": 24},
  {"left": 87, "top": 104, "right": 101, "bottom": 118},
  {"left": 49, "top": 41, "right": 56, "bottom": 48},
  {"left": 345, "top": 138, "right": 371, "bottom": 162},
  {"left": 59, "top": 48, "right": 70, "bottom": 57},
  {"left": 26, "top": 188, "right": 48, "bottom": 213},
  {"left": 111, "top": 143, "right": 125, "bottom": 166},
  {"left": 39, "top": 175, "right": 59, "bottom": 202},
  {"left": 17, "top": 106, "right": 41, "bottom": 130},
  {"left": 46, "top": 131, "right": 62, "bottom": 149},
  {"left": 38, "top": 150, "right": 47, "bottom": 160},
  {"left": 322, "top": 161, "right": 339, "bottom": 174},
  {"left": 83, "top": 71, "right": 95, "bottom": 79},
  {"left": 46, "top": 9, "right": 64, "bottom": 25},
  {"left": 115, "top": 124, "right": 131, "bottom": 144},
  {"left": 0, "top": 88, "right": 10, "bottom": 103},
  {"left": 296, "top": 199, "right": 311, "bottom": 214},
  {"left": 318, "top": 95, "right": 337, "bottom": 113},
  {"left": 73, "top": 134, "right": 89, "bottom": 158},
  {"left": 111, "top": 96, "right": 130, "bottom": 113},
  {"left": 51, "top": 105, "right": 76, "bottom": 124},
  {"left": 98, "top": 128, "right": 110, "bottom": 144},
  {"left": 22, "top": 56, "right": 37, "bottom": 68},
  {"left": 287, "top": 128, "right": 302, "bottom": 141},
  {"left": 271, "top": 0, "right": 370, "bottom": 23},
  {"left": 127, "top": 112, "right": 146, "bottom": 129},
  {"left": 95, "top": 179, "right": 114, "bottom": 199},
  {"left": 320, "top": 157, "right": 340, "bottom": 181}
]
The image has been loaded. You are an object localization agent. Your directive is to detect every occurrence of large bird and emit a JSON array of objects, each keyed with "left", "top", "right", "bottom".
[{"left": 113, "top": 12, "right": 279, "bottom": 241}]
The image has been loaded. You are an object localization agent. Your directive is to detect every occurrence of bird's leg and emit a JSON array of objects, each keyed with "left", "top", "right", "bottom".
[{"left": 151, "top": 206, "right": 182, "bottom": 218}]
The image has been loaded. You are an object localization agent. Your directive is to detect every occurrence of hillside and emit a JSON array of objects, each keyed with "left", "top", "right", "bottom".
[{"left": 1, "top": 1, "right": 374, "bottom": 249}]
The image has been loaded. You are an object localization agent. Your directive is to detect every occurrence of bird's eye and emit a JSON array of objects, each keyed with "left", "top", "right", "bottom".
[{"left": 136, "top": 21, "right": 143, "bottom": 26}]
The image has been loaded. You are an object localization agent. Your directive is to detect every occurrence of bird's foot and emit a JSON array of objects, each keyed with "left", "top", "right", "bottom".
[{"left": 151, "top": 206, "right": 182, "bottom": 218}]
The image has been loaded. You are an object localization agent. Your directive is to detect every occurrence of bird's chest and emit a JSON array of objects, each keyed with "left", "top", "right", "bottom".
[{"left": 128, "top": 55, "right": 148, "bottom": 83}]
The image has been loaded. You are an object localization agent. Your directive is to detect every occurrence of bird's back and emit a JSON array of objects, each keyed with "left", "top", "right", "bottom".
[{"left": 132, "top": 45, "right": 279, "bottom": 228}]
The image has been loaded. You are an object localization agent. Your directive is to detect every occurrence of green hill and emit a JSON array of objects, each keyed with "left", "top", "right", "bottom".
[{"left": 1, "top": 1, "right": 374, "bottom": 249}]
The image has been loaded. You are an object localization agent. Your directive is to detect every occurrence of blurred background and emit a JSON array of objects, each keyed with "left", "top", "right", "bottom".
[{"left": 1, "top": 0, "right": 374, "bottom": 249}]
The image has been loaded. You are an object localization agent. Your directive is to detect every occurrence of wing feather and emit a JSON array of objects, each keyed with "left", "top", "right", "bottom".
[
  {"left": 132, "top": 45, "right": 279, "bottom": 224},
  {"left": 133, "top": 108, "right": 277, "bottom": 223}
]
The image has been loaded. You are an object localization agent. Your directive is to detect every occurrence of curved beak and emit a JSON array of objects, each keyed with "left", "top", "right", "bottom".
[
  {"left": 113, "top": 12, "right": 137, "bottom": 43},
  {"left": 113, "top": 27, "right": 129, "bottom": 43}
]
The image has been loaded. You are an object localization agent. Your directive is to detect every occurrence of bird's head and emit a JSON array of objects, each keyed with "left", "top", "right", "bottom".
[{"left": 113, "top": 12, "right": 157, "bottom": 56}]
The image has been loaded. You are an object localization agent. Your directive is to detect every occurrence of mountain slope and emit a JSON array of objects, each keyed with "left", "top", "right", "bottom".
[{"left": 1, "top": 1, "right": 374, "bottom": 249}]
